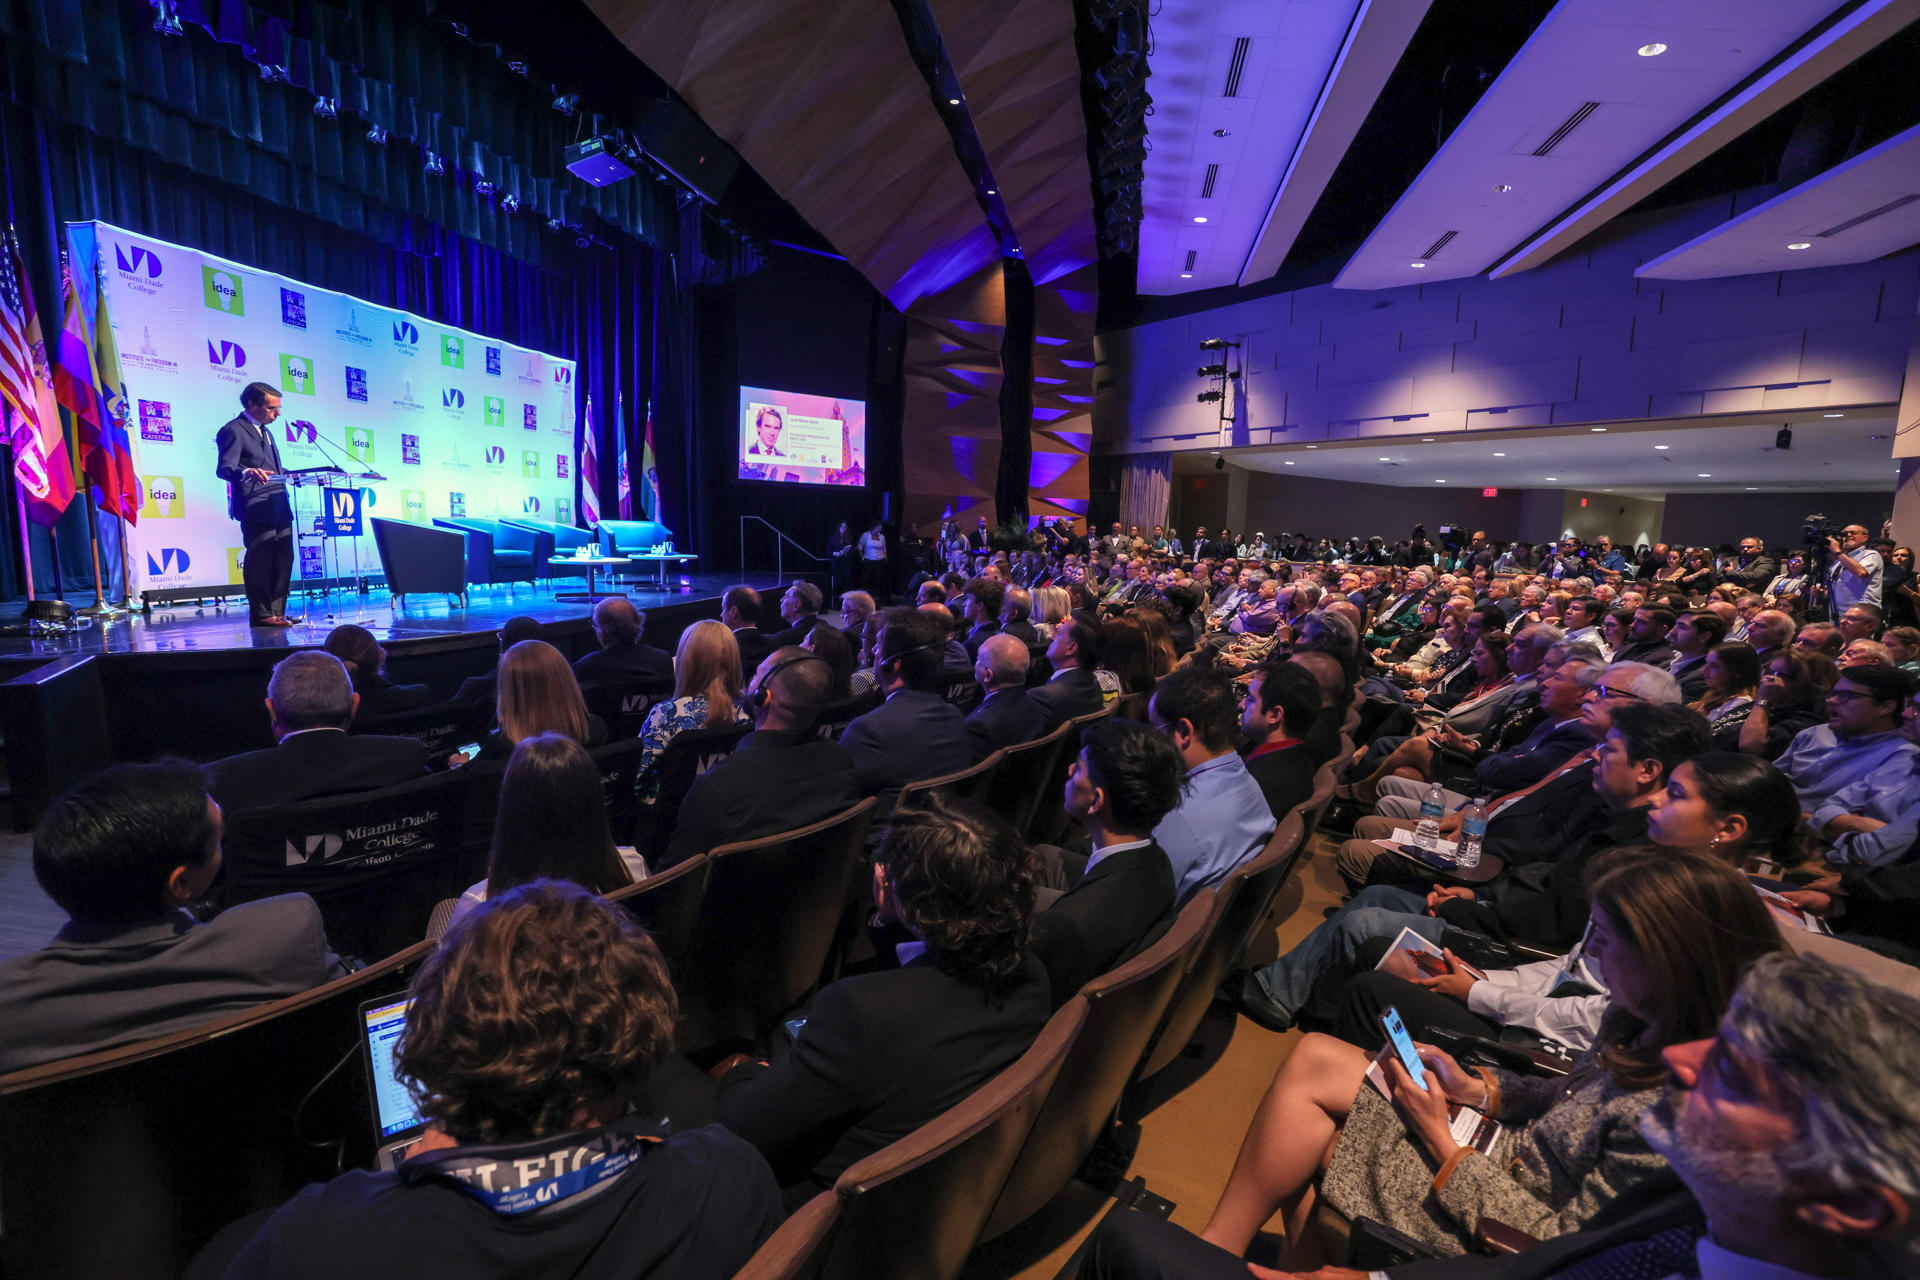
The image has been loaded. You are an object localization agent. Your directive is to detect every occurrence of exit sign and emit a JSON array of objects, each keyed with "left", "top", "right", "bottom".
[{"left": 1482, "top": 487, "right": 1498, "bottom": 497}]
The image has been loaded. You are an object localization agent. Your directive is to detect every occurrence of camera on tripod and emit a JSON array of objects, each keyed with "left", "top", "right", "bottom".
[{"left": 1803, "top": 514, "right": 1841, "bottom": 547}]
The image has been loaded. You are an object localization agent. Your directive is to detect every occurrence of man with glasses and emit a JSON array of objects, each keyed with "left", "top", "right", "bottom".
[
  {"left": 1776, "top": 664, "right": 1917, "bottom": 843},
  {"left": 1821, "top": 523, "right": 1883, "bottom": 620}
]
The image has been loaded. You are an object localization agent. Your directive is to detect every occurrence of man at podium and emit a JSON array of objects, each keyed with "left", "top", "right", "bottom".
[{"left": 214, "top": 381, "right": 295, "bottom": 628}]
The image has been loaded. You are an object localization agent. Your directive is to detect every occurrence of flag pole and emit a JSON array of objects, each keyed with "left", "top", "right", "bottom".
[
  {"left": 14, "top": 471, "right": 33, "bottom": 601},
  {"left": 116, "top": 511, "right": 136, "bottom": 610},
  {"left": 76, "top": 489, "right": 115, "bottom": 616}
]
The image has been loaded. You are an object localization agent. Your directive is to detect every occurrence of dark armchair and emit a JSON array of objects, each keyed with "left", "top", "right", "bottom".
[
  {"left": 370, "top": 517, "right": 467, "bottom": 607},
  {"left": 432, "top": 518, "right": 540, "bottom": 588},
  {"left": 505, "top": 517, "right": 595, "bottom": 583}
]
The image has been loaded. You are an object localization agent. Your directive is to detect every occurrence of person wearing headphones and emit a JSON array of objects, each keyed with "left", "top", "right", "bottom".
[
  {"left": 657, "top": 646, "right": 860, "bottom": 870},
  {"left": 839, "top": 607, "right": 974, "bottom": 826}
]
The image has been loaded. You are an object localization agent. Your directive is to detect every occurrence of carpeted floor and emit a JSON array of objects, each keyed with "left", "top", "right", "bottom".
[{"left": 966, "top": 831, "right": 1348, "bottom": 1280}]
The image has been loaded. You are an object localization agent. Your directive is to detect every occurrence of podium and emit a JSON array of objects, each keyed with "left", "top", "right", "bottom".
[{"left": 284, "top": 465, "right": 385, "bottom": 623}]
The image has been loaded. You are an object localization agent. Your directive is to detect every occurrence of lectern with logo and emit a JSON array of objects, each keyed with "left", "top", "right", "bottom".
[{"left": 286, "top": 463, "right": 384, "bottom": 623}]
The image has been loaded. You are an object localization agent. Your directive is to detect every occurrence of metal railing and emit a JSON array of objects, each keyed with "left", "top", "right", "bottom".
[{"left": 739, "top": 515, "right": 828, "bottom": 583}]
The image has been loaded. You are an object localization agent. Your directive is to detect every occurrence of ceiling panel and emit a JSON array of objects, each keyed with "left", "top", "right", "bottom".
[
  {"left": 1636, "top": 122, "right": 1920, "bottom": 280},
  {"left": 1333, "top": 0, "right": 1854, "bottom": 292}
]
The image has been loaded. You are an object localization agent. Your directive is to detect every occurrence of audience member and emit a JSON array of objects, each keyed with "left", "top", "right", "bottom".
[
  {"left": 712, "top": 794, "right": 1048, "bottom": 1195},
  {"left": 801, "top": 620, "right": 855, "bottom": 702},
  {"left": 720, "top": 585, "right": 777, "bottom": 676},
  {"left": 447, "top": 734, "right": 642, "bottom": 931},
  {"left": 1665, "top": 609, "right": 1728, "bottom": 699},
  {"left": 660, "top": 647, "right": 859, "bottom": 870},
  {"left": 452, "top": 615, "right": 543, "bottom": 703},
  {"left": 322, "top": 624, "right": 433, "bottom": 716},
  {"left": 764, "top": 580, "right": 826, "bottom": 648},
  {"left": 1774, "top": 664, "right": 1916, "bottom": 819},
  {"left": 211, "top": 881, "right": 780, "bottom": 1278},
  {"left": 1029, "top": 719, "right": 1184, "bottom": 1005},
  {"left": 1238, "top": 661, "right": 1321, "bottom": 818},
  {"left": 1029, "top": 616, "right": 1106, "bottom": 730},
  {"left": 571, "top": 598, "right": 673, "bottom": 686},
  {"left": 0, "top": 760, "right": 347, "bottom": 1073},
  {"left": 839, "top": 609, "right": 972, "bottom": 823},
  {"left": 464, "top": 641, "right": 605, "bottom": 765},
  {"left": 1146, "top": 667, "right": 1276, "bottom": 902},
  {"left": 634, "top": 620, "right": 749, "bottom": 804},
  {"left": 209, "top": 651, "right": 427, "bottom": 811},
  {"left": 965, "top": 633, "right": 1047, "bottom": 762}
]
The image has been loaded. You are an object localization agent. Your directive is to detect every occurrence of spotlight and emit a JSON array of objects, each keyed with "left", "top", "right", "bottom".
[
  {"left": 1196, "top": 390, "right": 1224, "bottom": 403},
  {"left": 475, "top": 178, "right": 496, "bottom": 196},
  {"left": 366, "top": 123, "right": 388, "bottom": 145},
  {"left": 547, "top": 217, "right": 566, "bottom": 232},
  {"left": 1214, "top": 456, "right": 1226, "bottom": 471},
  {"left": 1198, "top": 364, "right": 1228, "bottom": 378},
  {"left": 423, "top": 151, "right": 446, "bottom": 176},
  {"left": 312, "top": 96, "right": 337, "bottom": 119},
  {"left": 151, "top": 1, "right": 184, "bottom": 36},
  {"left": 506, "top": 60, "right": 530, "bottom": 76},
  {"left": 258, "top": 63, "right": 288, "bottom": 82},
  {"left": 552, "top": 93, "right": 582, "bottom": 116},
  {"left": 1198, "top": 338, "right": 1239, "bottom": 350},
  {"left": 1776, "top": 425, "right": 1793, "bottom": 450},
  {"left": 500, "top": 193, "right": 520, "bottom": 213}
]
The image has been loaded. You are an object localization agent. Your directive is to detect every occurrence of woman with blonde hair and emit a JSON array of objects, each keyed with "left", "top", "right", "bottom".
[
  {"left": 462, "top": 640, "right": 602, "bottom": 764},
  {"left": 1031, "top": 585, "right": 1070, "bottom": 643},
  {"left": 634, "top": 620, "right": 749, "bottom": 800}
]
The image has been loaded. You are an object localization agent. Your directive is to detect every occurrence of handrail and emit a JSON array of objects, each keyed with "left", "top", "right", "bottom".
[{"left": 739, "top": 514, "right": 829, "bottom": 583}]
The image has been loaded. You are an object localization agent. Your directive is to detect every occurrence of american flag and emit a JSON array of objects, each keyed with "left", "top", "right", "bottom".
[
  {"left": 0, "top": 230, "right": 77, "bottom": 526},
  {"left": 579, "top": 393, "right": 601, "bottom": 526}
]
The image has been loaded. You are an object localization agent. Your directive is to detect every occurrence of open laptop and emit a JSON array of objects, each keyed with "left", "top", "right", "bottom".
[{"left": 358, "top": 995, "right": 429, "bottom": 1170}]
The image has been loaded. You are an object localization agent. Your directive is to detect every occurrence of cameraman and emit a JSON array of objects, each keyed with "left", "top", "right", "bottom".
[{"left": 1821, "top": 522, "right": 1883, "bottom": 620}]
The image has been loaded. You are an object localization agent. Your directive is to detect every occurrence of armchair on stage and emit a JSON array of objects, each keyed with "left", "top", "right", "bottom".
[
  {"left": 370, "top": 518, "right": 468, "bottom": 607},
  {"left": 504, "top": 517, "right": 595, "bottom": 584},
  {"left": 431, "top": 517, "right": 541, "bottom": 589},
  {"left": 597, "top": 520, "right": 676, "bottom": 584}
]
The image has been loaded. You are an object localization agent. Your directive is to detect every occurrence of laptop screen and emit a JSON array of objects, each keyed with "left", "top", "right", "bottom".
[{"left": 362, "top": 997, "right": 424, "bottom": 1139}]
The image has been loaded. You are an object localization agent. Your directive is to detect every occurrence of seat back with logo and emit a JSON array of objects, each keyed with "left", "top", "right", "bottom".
[
  {"left": 588, "top": 737, "right": 647, "bottom": 846},
  {"left": 352, "top": 698, "right": 490, "bottom": 771},
  {"left": 582, "top": 676, "right": 674, "bottom": 742},
  {"left": 978, "top": 721, "right": 1071, "bottom": 840},
  {"left": 220, "top": 770, "right": 471, "bottom": 961},
  {"left": 633, "top": 721, "right": 752, "bottom": 856}
]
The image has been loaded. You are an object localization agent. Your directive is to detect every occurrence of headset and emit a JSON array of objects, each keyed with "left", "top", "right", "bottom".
[
  {"left": 875, "top": 637, "right": 945, "bottom": 680},
  {"left": 750, "top": 652, "right": 832, "bottom": 709}
]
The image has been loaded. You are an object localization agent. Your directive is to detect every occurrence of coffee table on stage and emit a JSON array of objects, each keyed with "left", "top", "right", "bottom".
[
  {"left": 555, "top": 555, "right": 633, "bottom": 603},
  {"left": 621, "top": 551, "right": 699, "bottom": 588}
]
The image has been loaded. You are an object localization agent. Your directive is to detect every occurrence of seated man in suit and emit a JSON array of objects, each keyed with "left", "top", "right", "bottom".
[
  {"left": 570, "top": 597, "right": 673, "bottom": 686},
  {"left": 839, "top": 608, "right": 973, "bottom": 824},
  {"left": 1029, "top": 719, "right": 1182, "bottom": 1006},
  {"left": 0, "top": 760, "right": 347, "bottom": 1072},
  {"left": 713, "top": 792, "right": 1050, "bottom": 1196},
  {"left": 1029, "top": 616, "right": 1107, "bottom": 730},
  {"left": 960, "top": 575, "right": 1005, "bottom": 658},
  {"left": 721, "top": 585, "right": 778, "bottom": 678},
  {"left": 764, "top": 579, "right": 827, "bottom": 649},
  {"left": 966, "top": 633, "right": 1047, "bottom": 762},
  {"left": 1238, "top": 660, "right": 1321, "bottom": 819},
  {"left": 1086, "top": 951, "right": 1920, "bottom": 1280},
  {"left": 208, "top": 651, "right": 428, "bottom": 813},
  {"left": 999, "top": 584, "right": 1042, "bottom": 653},
  {"left": 659, "top": 646, "right": 860, "bottom": 869},
  {"left": 1666, "top": 608, "right": 1729, "bottom": 700},
  {"left": 452, "top": 615, "right": 544, "bottom": 703},
  {"left": 917, "top": 601, "right": 978, "bottom": 679},
  {"left": 1148, "top": 667, "right": 1276, "bottom": 903}
]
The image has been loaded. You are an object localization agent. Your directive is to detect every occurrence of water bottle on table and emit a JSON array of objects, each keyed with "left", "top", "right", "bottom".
[
  {"left": 1413, "top": 779, "right": 1447, "bottom": 853},
  {"left": 1457, "top": 796, "right": 1488, "bottom": 870}
]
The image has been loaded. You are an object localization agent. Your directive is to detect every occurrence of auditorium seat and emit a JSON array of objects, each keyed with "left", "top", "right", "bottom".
[
  {"left": 1112, "top": 691, "right": 1151, "bottom": 723},
  {"left": 675, "top": 797, "right": 876, "bottom": 1052},
  {"left": 978, "top": 721, "right": 1072, "bottom": 839},
  {"left": 351, "top": 697, "right": 491, "bottom": 771},
  {"left": 0, "top": 941, "right": 431, "bottom": 1280},
  {"left": 980, "top": 889, "right": 1215, "bottom": 1239},
  {"left": 220, "top": 770, "right": 472, "bottom": 962},
  {"left": 604, "top": 853, "right": 710, "bottom": 972},
  {"left": 1027, "top": 705, "right": 1118, "bottom": 846},
  {"left": 432, "top": 517, "right": 538, "bottom": 588},
  {"left": 731, "top": 1190, "right": 841, "bottom": 1280},
  {"left": 894, "top": 749, "right": 1003, "bottom": 812},
  {"left": 588, "top": 736, "right": 648, "bottom": 845},
  {"left": 581, "top": 674, "right": 675, "bottom": 741},
  {"left": 370, "top": 517, "right": 467, "bottom": 607},
  {"left": 941, "top": 677, "right": 984, "bottom": 714},
  {"left": 815, "top": 687, "right": 883, "bottom": 739},
  {"left": 631, "top": 721, "right": 753, "bottom": 855},
  {"left": 818, "top": 999, "right": 1084, "bottom": 1280}
]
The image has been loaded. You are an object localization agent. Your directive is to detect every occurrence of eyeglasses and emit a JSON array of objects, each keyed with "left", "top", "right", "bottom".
[
  {"left": 1591, "top": 684, "right": 1644, "bottom": 702},
  {"left": 1826, "top": 689, "right": 1875, "bottom": 704}
]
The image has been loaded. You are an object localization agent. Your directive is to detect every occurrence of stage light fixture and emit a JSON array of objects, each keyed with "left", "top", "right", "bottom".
[
  {"left": 1198, "top": 363, "right": 1228, "bottom": 378},
  {"left": 566, "top": 135, "right": 638, "bottom": 187},
  {"left": 312, "top": 96, "right": 337, "bottom": 119},
  {"left": 547, "top": 217, "right": 566, "bottom": 232},
  {"left": 507, "top": 60, "right": 530, "bottom": 76},
  {"left": 151, "top": 1, "right": 185, "bottom": 35},
  {"left": 552, "top": 93, "right": 582, "bottom": 116},
  {"left": 1197, "top": 338, "right": 1238, "bottom": 350},
  {"left": 258, "top": 63, "right": 288, "bottom": 82},
  {"left": 1776, "top": 425, "right": 1793, "bottom": 450},
  {"left": 500, "top": 194, "right": 520, "bottom": 213},
  {"left": 366, "top": 123, "right": 388, "bottom": 145},
  {"left": 423, "top": 151, "right": 446, "bottom": 176},
  {"left": 1197, "top": 390, "right": 1224, "bottom": 403},
  {"left": 476, "top": 178, "right": 496, "bottom": 196}
]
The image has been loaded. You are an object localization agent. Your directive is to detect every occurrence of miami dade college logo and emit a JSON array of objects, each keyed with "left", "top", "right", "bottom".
[
  {"left": 483, "top": 395, "right": 504, "bottom": 426},
  {"left": 280, "top": 353, "right": 315, "bottom": 394},
  {"left": 347, "top": 428, "right": 375, "bottom": 465},
  {"left": 401, "top": 434, "right": 422, "bottom": 465},
  {"left": 441, "top": 388, "right": 466, "bottom": 419},
  {"left": 201, "top": 266, "right": 244, "bottom": 315},
  {"left": 146, "top": 547, "right": 191, "bottom": 579},
  {"left": 280, "top": 288, "right": 307, "bottom": 328},
  {"left": 138, "top": 400, "right": 172, "bottom": 443},
  {"left": 141, "top": 475, "right": 186, "bottom": 519},
  {"left": 523, "top": 496, "right": 541, "bottom": 514},
  {"left": 553, "top": 366, "right": 574, "bottom": 388},
  {"left": 284, "top": 834, "right": 343, "bottom": 867},
  {"left": 207, "top": 339, "right": 247, "bottom": 369},
  {"left": 285, "top": 420, "right": 318, "bottom": 445},
  {"left": 484, "top": 446, "right": 506, "bottom": 468},
  {"left": 115, "top": 245, "right": 162, "bottom": 278},
  {"left": 441, "top": 334, "right": 465, "bottom": 368},
  {"left": 521, "top": 450, "right": 540, "bottom": 478},
  {"left": 391, "top": 320, "right": 420, "bottom": 355}
]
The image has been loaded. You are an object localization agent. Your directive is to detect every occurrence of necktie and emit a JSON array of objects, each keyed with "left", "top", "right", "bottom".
[{"left": 1549, "top": 1224, "right": 1699, "bottom": 1280}]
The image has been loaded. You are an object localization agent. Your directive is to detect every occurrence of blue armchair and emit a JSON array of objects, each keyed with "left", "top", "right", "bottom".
[
  {"left": 505, "top": 518, "right": 594, "bottom": 582},
  {"left": 597, "top": 520, "right": 675, "bottom": 557},
  {"left": 432, "top": 518, "right": 540, "bottom": 588},
  {"left": 371, "top": 518, "right": 468, "bottom": 607}
]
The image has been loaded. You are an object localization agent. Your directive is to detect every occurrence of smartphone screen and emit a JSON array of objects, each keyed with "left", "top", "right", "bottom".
[
  {"left": 781, "top": 1017, "right": 808, "bottom": 1043},
  {"left": 454, "top": 742, "right": 482, "bottom": 763},
  {"left": 1380, "top": 1006, "right": 1429, "bottom": 1090}
]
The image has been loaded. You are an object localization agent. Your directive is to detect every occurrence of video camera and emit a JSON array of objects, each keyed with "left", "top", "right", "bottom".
[{"left": 1803, "top": 514, "right": 1841, "bottom": 547}]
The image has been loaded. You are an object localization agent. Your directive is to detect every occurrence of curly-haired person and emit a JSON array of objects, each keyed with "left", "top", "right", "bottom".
[
  {"left": 714, "top": 791, "right": 1051, "bottom": 1198},
  {"left": 207, "top": 881, "right": 780, "bottom": 1280}
]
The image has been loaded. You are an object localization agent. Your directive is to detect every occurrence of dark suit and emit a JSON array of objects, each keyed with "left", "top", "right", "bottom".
[
  {"left": 732, "top": 626, "right": 778, "bottom": 678},
  {"left": 207, "top": 729, "right": 429, "bottom": 812},
  {"left": 351, "top": 674, "right": 437, "bottom": 718},
  {"left": 1028, "top": 667, "right": 1104, "bottom": 731},
  {"left": 452, "top": 671, "right": 499, "bottom": 706},
  {"left": 764, "top": 615, "right": 828, "bottom": 650},
  {"left": 1243, "top": 741, "right": 1316, "bottom": 818},
  {"left": 660, "top": 728, "right": 861, "bottom": 870},
  {"left": 1432, "top": 804, "right": 1651, "bottom": 950},
  {"left": 1000, "top": 617, "right": 1042, "bottom": 652},
  {"left": 962, "top": 619, "right": 1000, "bottom": 659},
  {"left": 839, "top": 690, "right": 972, "bottom": 822},
  {"left": 716, "top": 951, "right": 1050, "bottom": 1191},
  {"left": 1668, "top": 653, "right": 1709, "bottom": 701},
  {"left": 1028, "top": 842, "right": 1175, "bottom": 1007},
  {"left": 573, "top": 642, "right": 675, "bottom": 687},
  {"left": 1720, "top": 553, "right": 1777, "bottom": 592},
  {"left": 1084, "top": 1189, "right": 1704, "bottom": 1280},
  {"left": 1613, "top": 639, "right": 1673, "bottom": 669},
  {"left": 214, "top": 411, "right": 294, "bottom": 620},
  {"left": 965, "top": 687, "right": 1050, "bottom": 763},
  {"left": 0, "top": 895, "right": 347, "bottom": 1073},
  {"left": 1472, "top": 718, "right": 1597, "bottom": 794}
]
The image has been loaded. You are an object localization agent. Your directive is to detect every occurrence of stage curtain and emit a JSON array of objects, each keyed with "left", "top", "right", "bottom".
[{"left": 1118, "top": 451, "right": 1171, "bottom": 534}]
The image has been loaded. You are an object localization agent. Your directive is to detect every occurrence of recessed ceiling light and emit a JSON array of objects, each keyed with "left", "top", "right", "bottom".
[
  {"left": 948, "top": 98, "right": 960, "bottom": 105},
  {"left": 985, "top": 189, "right": 996, "bottom": 195},
  {"left": 1434, "top": 479, "right": 1446, "bottom": 484},
  {"left": 1746, "top": 486, "right": 1759, "bottom": 491},
  {"left": 1602, "top": 489, "right": 1613, "bottom": 493},
  {"left": 1493, "top": 184, "right": 1513, "bottom": 193},
  {"left": 1637, "top": 42, "right": 1667, "bottom": 56},
  {"left": 1697, "top": 473, "right": 1712, "bottom": 478},
  {"left": 1787, "top": 242, "right": 1811, "bottom": 251},
  {"left": 1654, "top": 444, "right": 1669, "bottom": 450},
  {"left": 1546, "top": 476, "right": 1559, "bottom": 481},
  {"left": 1409, "top": 261, "right": 1426, "bottom": 269},
  {"left": 1305, "top": 444, "right": 1317, "bottom": 449},
  {"left": 1492, "top": 452, "right": 1506, "bottom": 457},
  {"left": 1421, "top": 437, "right": 1434, "bottom": 442},
  {"left": 1193, "top": 216, "right": 1210, "bottom": 224},
  {"left": 1283, "top": 460, "right": 1294, "bottom": 465},
  {"left": 1590, "top": 427, "right": 1607, "bottom": 432},
  {"left": 1378, "top": 456, "right": 1391, "bottom": 462},
  {"left": 1824, "top": 413, "right": 1844, "bottom": 418},
  {"left": 1180, "top": 272, "right": 1193, "bottom": 278}
]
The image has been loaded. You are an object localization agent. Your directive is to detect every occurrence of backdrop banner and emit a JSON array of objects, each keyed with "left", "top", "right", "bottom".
[{"left": 77, "top": 220, "right": 578, "bottom": 597}]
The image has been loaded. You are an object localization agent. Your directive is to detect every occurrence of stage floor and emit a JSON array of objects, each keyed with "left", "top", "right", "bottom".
[{"left": 0, "top": 570, "right": 774, "bottom": 659}]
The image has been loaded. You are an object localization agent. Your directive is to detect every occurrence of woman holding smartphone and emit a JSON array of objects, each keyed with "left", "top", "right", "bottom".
[{"left": 1193, "top": 846, "right": 1780, "bottom": 1268}]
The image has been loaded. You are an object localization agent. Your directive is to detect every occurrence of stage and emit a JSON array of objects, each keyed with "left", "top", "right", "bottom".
[{"left": 0, "top": 571, "right": 788, "bottom": 831}]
